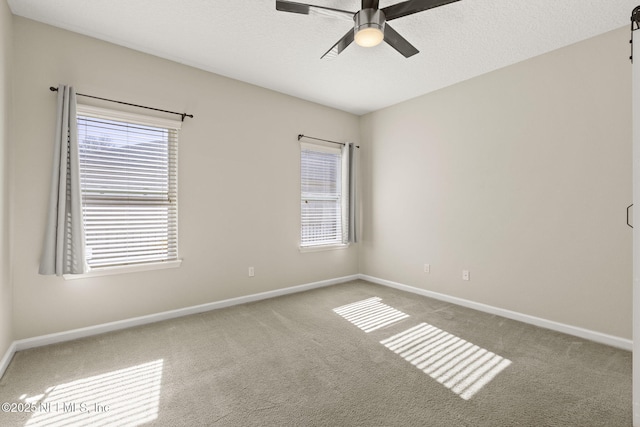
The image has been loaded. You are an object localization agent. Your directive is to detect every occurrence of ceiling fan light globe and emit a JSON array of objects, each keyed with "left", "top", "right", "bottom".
[
  {"left": 353, "top": 8, "right": 386, "bottom": 48},
  {"left": 355, "top": 27, "right": 384, "bottom": 47}
]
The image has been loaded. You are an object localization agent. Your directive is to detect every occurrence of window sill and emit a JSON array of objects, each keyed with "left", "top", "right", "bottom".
[
  {"left": 299, "top": 243, "right": 350, "bottom": 253},
  {"left": 63, "top": 259, "right": 182, "bottom": 280}
]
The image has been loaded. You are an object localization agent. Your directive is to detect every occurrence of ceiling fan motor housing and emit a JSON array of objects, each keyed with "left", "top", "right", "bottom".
[{"left": 354, "top": 8, "right": 386, "bottom": 47}]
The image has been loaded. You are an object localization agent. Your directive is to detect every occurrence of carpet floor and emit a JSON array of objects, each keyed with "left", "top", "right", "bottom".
[{"left": 0, "top": 280, "right": 631, "bottom": 426}]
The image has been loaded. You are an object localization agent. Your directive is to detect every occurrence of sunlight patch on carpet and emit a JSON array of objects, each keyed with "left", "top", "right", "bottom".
[
  {"left": 22, "top": 359, "right": 163, "bottom": 426},
  {"left": 381, "top": 323, "right": 511, "bottom": 400},
  {"left": 333, "top": 297, "right": 409, "bottom": 332}
]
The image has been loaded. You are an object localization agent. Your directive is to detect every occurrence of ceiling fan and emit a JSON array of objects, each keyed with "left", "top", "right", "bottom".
[{"left": 275, "top": 0, "right": 461, "bottom": 59}]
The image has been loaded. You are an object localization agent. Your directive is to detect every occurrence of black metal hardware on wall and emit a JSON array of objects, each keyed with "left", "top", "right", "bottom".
[
  {"left": 628, "top": 204, "right": 634, "bottom": 228},
  {"left": 49, "top": 86, "right": 194, "bottom": 122},
  {"left": 631, "top": 6, "right": 640, "bottom": 63}
]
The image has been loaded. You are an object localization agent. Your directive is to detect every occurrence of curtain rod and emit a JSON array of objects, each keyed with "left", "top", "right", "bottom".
[
  {"left": 49, "top": 86, "right": 194, "bottom": 122},
  {"left": 632, "top": 6, "right": 640, "bottom": 63},
  {"left": 297, "top": 134, "right": 359, "bottom": 148}
]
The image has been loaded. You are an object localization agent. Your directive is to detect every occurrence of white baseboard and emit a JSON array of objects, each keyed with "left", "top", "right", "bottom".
[
  {"left": 359, "top": 274, "right": 632, "bottom": 351},
  {"left": 10, "top": 274, "right": 358, "bottom": 355},
  {"left": 0, "top": 341, "right": 16, "bottom": 380},
  {"left": 1, "top": 272, "right": 629, "bottom": 380}
]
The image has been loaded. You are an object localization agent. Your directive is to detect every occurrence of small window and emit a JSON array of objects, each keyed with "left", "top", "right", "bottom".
[
  {"left": 76, "top": 105, "right": 180, "bottom": 269},
  {"left": 300, "top": 142, "right": 344, "bottom": 248}
]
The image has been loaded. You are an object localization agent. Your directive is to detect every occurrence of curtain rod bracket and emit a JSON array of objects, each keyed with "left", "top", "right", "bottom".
[
  {"left": 49, "top": 86, "right": 193, "bottom": 121},
  {"left": 631, "top": 6, "right": 640, "bottom": 62}
]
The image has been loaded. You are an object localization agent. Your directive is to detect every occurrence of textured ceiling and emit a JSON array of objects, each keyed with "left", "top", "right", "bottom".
[{"left": 7, "top": 0, "right": 638, "bottom": 115}]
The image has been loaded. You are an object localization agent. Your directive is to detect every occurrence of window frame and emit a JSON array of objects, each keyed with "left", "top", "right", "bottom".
[
  {"left": 65, "top": 104, "right": 182, "bottom": 279},
  {"left": 299, "top": 141, "right": 349, "bottom": 251}
]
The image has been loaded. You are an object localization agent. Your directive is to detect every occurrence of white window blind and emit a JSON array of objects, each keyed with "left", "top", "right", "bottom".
[
  {"left": 300, "top": 143, "right": 343, "bottom": 247},
  {"left": 76, "top": 105, "right": 180, "bottom": 269}
]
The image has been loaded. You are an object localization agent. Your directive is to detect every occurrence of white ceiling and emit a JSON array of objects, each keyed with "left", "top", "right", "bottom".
[{"left": 7, "top": 0, "right": 638, "bottom": 115}]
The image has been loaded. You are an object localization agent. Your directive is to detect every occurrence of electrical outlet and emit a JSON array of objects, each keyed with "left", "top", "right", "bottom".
[
  {"left": 462, "top": 270, "right": 470, "bottom": 281},
  {"left": 248, "top": 267, "right": 255, "bottom": 277},
  {"left": 424, "top": 264, "right": 430, "bottom": 273}
]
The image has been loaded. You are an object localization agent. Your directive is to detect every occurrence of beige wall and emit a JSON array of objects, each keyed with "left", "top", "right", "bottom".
[
  {"left": 10, "top": 17, "right": 359, "bottom": 339},
  {"left": 0, "top": 0, "right": 13, "bottom": 357},
  {"left": 6, "top": 16, "right": 632, "bottom": 342},
  {"left": 360, "top": 27, "right": 632, "bottom": 339}
]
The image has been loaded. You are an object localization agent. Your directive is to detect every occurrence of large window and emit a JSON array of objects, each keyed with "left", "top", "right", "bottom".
[
  {"left": 76, "top": 105, "right": 180, "bottom": 269},
  {"left": 300, "top": 142, "right": 346, "bottom": 248}
]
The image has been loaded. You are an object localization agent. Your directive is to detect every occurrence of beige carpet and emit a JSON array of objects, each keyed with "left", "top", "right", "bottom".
[{"left": 0, "top": 280, "right": 631, "bottom": 426}]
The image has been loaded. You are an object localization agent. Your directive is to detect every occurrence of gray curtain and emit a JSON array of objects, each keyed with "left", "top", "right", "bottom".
[
  {"left": 348, "top": 143, "right": 358, "bottom": 243},
  {"left": 341, "top": 142, "right": 358, "bottom": 244},
  {"left": 39, "top": 85, "right": 87, "bottom": 275}
]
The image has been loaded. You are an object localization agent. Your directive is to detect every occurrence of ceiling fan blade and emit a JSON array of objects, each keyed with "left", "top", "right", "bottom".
[
  {"left": 362, "top": 0, "right": 379, "bottom": 9},
  {"left": 382, "top": 0, "right": 461, "bottom": 21},
  {"left": 276, "top": 0, "right": 354, "bottom": 21},
  {"left": 321, "top": 29, "right": 355, "bottom": 59},
  {"left": 383, "top": 23, "right": 419, "bottom": 57}
]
